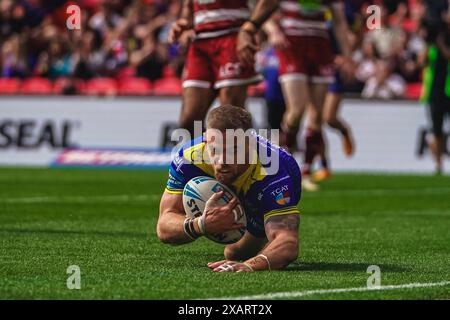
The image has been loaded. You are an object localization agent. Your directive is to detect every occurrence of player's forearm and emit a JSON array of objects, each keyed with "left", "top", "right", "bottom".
[
  {"left": 244, "top": 236, "right": 298, "bottom": 270},
  {"left": 179, "top": 0, "right": 194, "bottom": 27},
  {"left": 248, "top": 0, "right": 279, "bottom": 29},
  {"left": 156, "top": 211, "right": 196, "bottom": 245},
  {"left": 332, "top": 5, "right": 352, "bottom": 58}
]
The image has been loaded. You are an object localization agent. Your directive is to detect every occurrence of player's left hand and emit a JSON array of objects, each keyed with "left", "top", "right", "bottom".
[
  {"left": 237, "top": 29, "right": 258, "bottom": 66},
  {"left": 207, "top": 260, "right": 253, "bottom": 272}
]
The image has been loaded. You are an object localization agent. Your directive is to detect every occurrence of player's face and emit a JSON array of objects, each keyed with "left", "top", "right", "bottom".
[{"left": 205, "top": 130, "right": 250, "bottom": 186}]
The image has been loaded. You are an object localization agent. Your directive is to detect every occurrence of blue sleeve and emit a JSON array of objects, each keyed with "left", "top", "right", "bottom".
[
  {"left": 165, "top": 150, "right": 188, "bottom": 194},
  {"left": 259, "top": 176, "right": 301, "bottom": 223}
]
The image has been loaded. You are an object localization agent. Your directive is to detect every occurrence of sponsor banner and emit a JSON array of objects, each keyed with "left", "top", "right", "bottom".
[
  {"left": 0, "top": 97, "right": 449, "bottom": 173},
  {"left": 52, "top": 148, "right": 172, "bottom": 169}
]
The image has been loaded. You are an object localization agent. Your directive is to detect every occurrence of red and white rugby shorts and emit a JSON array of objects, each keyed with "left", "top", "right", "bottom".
[
  {"left": 183, "top": 33, "right": 262, "bottom": 90},
  {"left": 276, "top": 36, "right": 335, "bottom": 84}
]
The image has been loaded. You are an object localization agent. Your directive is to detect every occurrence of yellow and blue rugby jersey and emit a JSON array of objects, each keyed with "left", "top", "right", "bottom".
[{"left": 165, "top": 135, "right": 302, "bottom": 238}]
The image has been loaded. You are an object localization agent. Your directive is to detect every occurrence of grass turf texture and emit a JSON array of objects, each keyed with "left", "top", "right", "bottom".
[{"left": 0, "top": 168, "right": 449, "bottom": 300}]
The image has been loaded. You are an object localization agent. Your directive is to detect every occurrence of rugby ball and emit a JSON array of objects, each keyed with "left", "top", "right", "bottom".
[{"left": 182, "top": 176, "right": 246, "bottom": 244}]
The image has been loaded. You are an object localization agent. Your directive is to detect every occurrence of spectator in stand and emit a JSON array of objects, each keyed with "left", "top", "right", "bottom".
[
  {"left": 364, "top": 3, "right": 405, "bottom": 60},
  {"left": 0, "top": 0, "right": 435, "bottom": 100},
  {"left": 0, "top": 34, "right": 28, "bottom": 77},
  {"left": 362, "top": 59, "right": 406, "bottom": 99}
]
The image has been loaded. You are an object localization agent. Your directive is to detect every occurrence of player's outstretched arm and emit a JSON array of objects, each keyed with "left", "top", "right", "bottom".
[
  {"left": 253, "top": 214, "right": 300, "bottom": 270},
  {"left": 208, "top": 214, "right": 299, "bottom": 272}
]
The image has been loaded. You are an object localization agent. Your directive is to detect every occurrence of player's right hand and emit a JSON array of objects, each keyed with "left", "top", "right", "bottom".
[
  {"left": 237, "top": 29, "right": 258, "bottom": 66},
  {"left": 203, "top": 191, "right": 244, "bottom": 235},
  {"left": 268, "top": 30, "right": 289, "bottom": 50},
  {"left": 168, "top": 18, "right": 191, "bottom": 44}
]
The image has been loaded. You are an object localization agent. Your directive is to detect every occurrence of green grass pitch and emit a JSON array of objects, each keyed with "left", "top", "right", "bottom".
[{"left": 0, "top": 168, "right": 449, "bottom": 299}]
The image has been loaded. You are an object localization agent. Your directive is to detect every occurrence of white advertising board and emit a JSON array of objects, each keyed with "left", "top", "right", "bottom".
[{"left": 0, "top": 97, "right": 448, "bottom": 173}]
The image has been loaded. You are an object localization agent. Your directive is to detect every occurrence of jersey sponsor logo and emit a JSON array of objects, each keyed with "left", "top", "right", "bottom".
[
  {"left": 168, "top": 173, "right": 184, "bottom": 188},
  {"left": 219, "top": 62, "right": 242, "bottom": 78},
  {"left": 271, "top": 185, "right": 291, "bottom": 205},
  {"left": 275, "top": 191, "right": 291, "bottom": 205},
  {"left": 270, "top": 185, "right": 289, "bottom": 197}
]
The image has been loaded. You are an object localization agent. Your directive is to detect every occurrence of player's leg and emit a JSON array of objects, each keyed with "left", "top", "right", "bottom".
[
  {"left": 224, "top": 231, "right": 268, "bottom": 261},
  {"left": 179, "top": 40, "right": 217, "bottom": 137},
  {"left": 179, "top": 86, "right": 216, "bottom": 137},
  {"left": 302, "top": 82, "right": 328, "bottom": 191},
  {"left": 214, "top": 33, "right": 261, "bottom": 110},
  {"left": 428, "top": 100, "right": 445, "bottom": 174},
  {"left": 323, "top": 91, "right": 355, "bottom": 157},
  {"left": 280, "top": 78, "right": 310, "bottom": 152},
  {"left": 267, "top": 100, "right": 286, "bottom": 130},
  {"left": 314, "top": 118, "right": 331, "bottom": 182},
  {"left": 218, "top": 84, "right": 248, "bottom": 108},
  {"left": 276, "top": 36, "right": 308, "bottom": 152}
]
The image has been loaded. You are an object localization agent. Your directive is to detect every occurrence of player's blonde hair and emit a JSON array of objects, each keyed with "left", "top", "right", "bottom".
[{"left": 206, "top": 105, "right": 253, "bottom": 132}]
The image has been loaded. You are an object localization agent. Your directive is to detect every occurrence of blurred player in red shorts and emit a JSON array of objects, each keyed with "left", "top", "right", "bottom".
[
  {"left": 168, "top": 0, "right": 263, "bottom": 136},
  {"left": 238, "top": 0, "right": 353, "bottom": 191}
]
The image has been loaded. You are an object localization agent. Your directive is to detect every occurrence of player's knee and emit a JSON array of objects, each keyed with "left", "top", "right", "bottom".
[{"left": 286, "top": 109, "right": 302, "bottom": 125}]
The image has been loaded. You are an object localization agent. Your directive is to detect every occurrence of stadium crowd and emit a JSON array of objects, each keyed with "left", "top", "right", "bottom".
[{"left": 0, "top": 0, "right": 441, "bottom": 98}]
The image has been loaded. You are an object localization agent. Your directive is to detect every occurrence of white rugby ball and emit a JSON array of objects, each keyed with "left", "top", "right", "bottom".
[{"left": 182, "top": 176, "right": 246, "bottom": 244}]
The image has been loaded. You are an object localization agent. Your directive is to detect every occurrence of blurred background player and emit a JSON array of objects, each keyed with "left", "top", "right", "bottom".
[
  {"left": 261, "top": 0, "right": 353, "bottom": 191},
  {"left": 168, "top": 0, "right": 263, "bottom": 137},
  {"left": 255, "top": 35, "right": 286, "bottom": 131},
  {"left": 314, "top": 0, "right": 363, "bottom": 182},
  {"left": 422, "top": 1, "right": 450, "bottom": 174}
]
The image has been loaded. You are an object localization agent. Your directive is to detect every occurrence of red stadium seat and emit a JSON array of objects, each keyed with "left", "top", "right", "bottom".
[
  {"left": 53, "top": 78, "right": 86, "bottom": 94},
  {"left": 0, "top": 78, "right": 21, "bottom": 95},
  {"left": 85, "top": 78, "right": 118, "bottom": 96},
  {"left": 153, "top": 78, "right": 182, "bottom": 96},
  {"left": 118, "top": 78, "right": 152, "bottom": 96},
  {"left": 405, "top": 83, "right": 423, "bottom": 100},
  {"left": 21, "top": 77, "right": 53, "bottom": 95},
  {"left": 117, "top": 67, "right": 136, "bottom": 79},
  {"left": 162, "top": 65, "right": 176, "bottom": 79}
]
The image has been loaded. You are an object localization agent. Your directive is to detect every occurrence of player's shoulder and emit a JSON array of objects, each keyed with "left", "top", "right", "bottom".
[
  {"left": 251, "top": 135, "right": 301, "bottom": 197},
  {"left": 171, "top": 136, "right": 207, "bottom": 169},
  {"left": 170, "top": 136, "right": 213, "bottom": 176},
  {"left": 255, "top": 134, "right": 297, "bottom": 170}
]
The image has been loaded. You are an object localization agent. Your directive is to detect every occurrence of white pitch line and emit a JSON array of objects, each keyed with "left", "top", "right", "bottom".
[
  {"left": 0, "top": 194, "right": 160, "bottom": 204},
  {"left": 212, "top": 280, "right": 450, "bottom": 300},
  {"left": 303, "top": 187, "right": 450, "bottom": 198}
]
